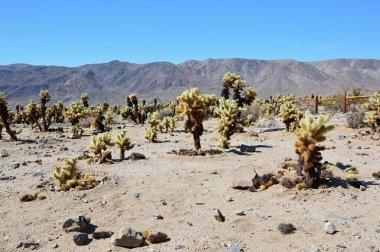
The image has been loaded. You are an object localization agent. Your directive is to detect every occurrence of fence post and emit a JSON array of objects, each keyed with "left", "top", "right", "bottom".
[
  {"left": 315, "top": 96, "right": 319, "bottom": 114},
  {"left": 343, "top": 94, "right": 347, "bottom": 113}
]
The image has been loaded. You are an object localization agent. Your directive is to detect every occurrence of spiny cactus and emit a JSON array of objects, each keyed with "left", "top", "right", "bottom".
[
  {"left": 145, "top": 127, "right": 158, "bottom": 143},
  {"left": 279, "top": 102, "right": 300, "bottom": 131},
  {"left": 88, "top": 133, "right": 114, "bottom": 163},
  {"left": 147, "top": 112, "right": 160, "bottom": 130},
  {"left": 53, "top": 158, "right": 78, "bottom": 186},
  {"left": 89, "top": 105, "right": 106, "bottom": 132},
  {"left": 294, "top": 112, "right": 334, "bottom": 188},
  {"left": 214, "top": 98, "right": 246, "bottom": 148},
  {"left": 25, "top": 100, "right": 42, "bottom": 131},
  {"left": 222, "top": 72, "right": 256, "bottom": 108},
  {"left": 80, "top": 93, "right": 89, "bottom": 108},
  {"left": 39, "top": 90, "right": 51, "bottom": 131},
  {"left": 104, "top": 109, "right": 115, "bottom": 127},
  {"left": 64, "top": 102, "right": 87, "bottom": 138},
  {"left": 47, "top": 102, "right": 64, "bottom": 123},
  {"left": 114, "top": 131, "right": 135, "bottom": 160},
  {"left": 0, "top": 92, "right": 18, "bottom": 140},
  {"left": 363, "top": 92, "right": 380, "bottom": 134},
  {"left": 176, "top": 88, "right": 216, "bottom": 151}
]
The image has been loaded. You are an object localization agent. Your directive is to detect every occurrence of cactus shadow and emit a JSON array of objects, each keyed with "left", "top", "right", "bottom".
[
  {"left": 261, "top": 127, "right": 285, "bottom": 133},
  {"left": 85, "top": 223, "right": 98, "bottom": 234}
]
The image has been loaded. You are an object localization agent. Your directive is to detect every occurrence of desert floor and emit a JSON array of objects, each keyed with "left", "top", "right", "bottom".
[{"left": 0, "top": 114, "right": 379, "bottom": 252}]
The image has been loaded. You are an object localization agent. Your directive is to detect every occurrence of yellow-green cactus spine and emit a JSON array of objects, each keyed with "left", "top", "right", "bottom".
[
  {"left": 114, "top": 131, "right": 135, "bottom": 160},
  {"left": 145, "top": 127, "right": 158, "bottom": 143},
  {"left": 294, "top": 112, "right": 334, "bottom": 188},
  {"left": 363, "top": 92, "right": 380, "bottom": 134},
  {"left": 53, "top": 158, "right": 78, "bottom": 186},
  {"left": 214, "top": 98, "right": 245, "bottom": 148},
  {"left": 279, "top": 101, "right": 299, "bottom": 131},
  {"left": 176, "top": 88, "right": 217, "bottom": 151}
]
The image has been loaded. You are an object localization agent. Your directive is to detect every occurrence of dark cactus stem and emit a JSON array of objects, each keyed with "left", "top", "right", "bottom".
[
  {"left": 41, "top": 100, "right": 48, "bottom": 131},
  {"left": 119, "top": 148, "right": 125, "bottom": 161},
  {"left": 154, "top": 98, "right": 157, "bottom": 109},
  {"left": 126, "top": 97, "right": 133, "bottom": 108},
  {"left": 95, "top": 115, "right": 105, "bottom": 132},
  {"left": 221, "top": 87, "right": 230, "bottom": 99},
  {"left": 0, "top": 105, "right": 18, "bottom": 141}
]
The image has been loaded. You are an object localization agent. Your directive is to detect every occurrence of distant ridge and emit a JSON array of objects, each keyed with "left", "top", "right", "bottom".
[{"left": 1, "top": 58, "right": 379, "bottom": 106}]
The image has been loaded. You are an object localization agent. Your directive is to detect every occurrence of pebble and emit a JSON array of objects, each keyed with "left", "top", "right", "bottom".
[
  {"left": 175, "top": 243, "right": 185, "bottom": 250},
  {"left": 235, "top": 211, "right": 246, "bottom": 216},
  {"left": 52, "top": 243, "right": 59, "bottom": 249},
  {"left": 73, "top": 233, "right": 91, "bottom": 246},
  {"left": 60, "top": 215, "right": 91, "bottom": 233},
  {"left": 227, "top": 242, "right": 241, "bottom": 252},
  {"left": 92, "top": 231, "right": 114, "bottom": 240},
  {"left": 133, "top": 192, "right": 141, "bottom": 199},
  {"left": 82, "top": 198, "right": 88, "bottom": 203},
  {"left": 154, "top": 214, "right": 164, "bottom": 220},
  {"left": 324, "top": 222, "right": 336, "bottom": 234}
]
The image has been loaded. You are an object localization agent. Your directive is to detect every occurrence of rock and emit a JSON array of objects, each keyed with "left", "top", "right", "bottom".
[
  {"left": 52, "top": 243, "right": 59, "bottom": 249},
  {"left": 127, "top": 153, "right": 146, "bottom": 161},
  {"left": 200, "top": 236, "right": 220, "bottom": 249},
  {"left": 145, "top": 231, "right": 170, "bottom": 244},
  {"left": 175, "top": 243, "right": 185, "bottom": 250},
  {"left": 256, "top": 118, "right": 279, "bottom": 128},
  {"left": 133, "top": 192, "right": 141, "bottom": 199},
  {"left": 227, "top": 242, "right": 241, "bottom": 252},
  {"left": 15, "top": 241, "right": 23, "bottom": 248},
  {"left": 0, "top": 175, "right": 16, "bottom": 181},
  {"left": 61, "top": 215, "right": 91, "bottom": 233},
  {"left": 337, "top": 135, "right": 346, "bottom": 140},
  {"left": 226, "top": 197, "right": 234, "bottom": 202},
  {"left": 12, "top": 163, "right": 20, "bottom": 169},
  {"left": 214, "top": 209, "right": 225, "bottom": 222},
  {"left": 73, "top": 233, "right": 91, "bottom": 246},
  {"left": 278, "top": 223, "right": 296, "bottom": 234},
  {"left": 23, "top": 241, "right": 39, "bottom": 248},
  {"left": 324, "top": 222, "right": 336, "bottom": 234},
  {"left": 153, "top": 213, "right": 164, "bottom": 220},
  {"left": 230, "top": 165, "right": 258, "bottom": 189},
  {"left": 111, "top": 227, "right": 144, "bottom": 248},
  {"left": 147, "top": 249, "right": 160, "bottom": 252},
  {"left": 236, "top": 211, "right": 246, "bottom": 216},
  {"left": 92, "top": 231, "right": 114, "bottom": 240}
]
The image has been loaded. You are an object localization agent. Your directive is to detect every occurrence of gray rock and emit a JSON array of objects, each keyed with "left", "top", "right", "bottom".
[
  {"left": 52, "top": 243, "right": 59, "bottom": 249},
  {"left": 111, "top": 227, "right": 144, "bottom": 248},
  {"left": 61, "top": 215, "right": 91, "bottom": 233},
  {"left": 15, "top": 241, "right": 23, "bottom": 248},
  {"left": 230, "top": 165, "right": 258, "bottom": 189},
  {"left": 200, "top": 236, "right": 220, "bottom": 249},
  {"left": 153, "top": 213, "right": 164, "bottom": 220},
  {"left": 239, "top": 145, "right": 256, "bottom": 153},
  {"left": 256, "top": 118, "right": 279, "bottom": 128},
  {"left": 227, "top": 242, "right": 242, "bottom": 252},
  {"left": 73, "top": 233, "right": 91, "bottom": 246},
  {"left": 175, "top": 243, "right": 185, "bottom": 250},
  {"left": 133, "top": 192, "right": 141, "bottom": 199},
  {"left": 337, "top": 135, "right": 346, "bottom": 140},
  {"left": 324, "top": 222, "right": 336, "bottom": 234},
  {"left": 12, "top": 163, "right": 20, "bottom": 169}
]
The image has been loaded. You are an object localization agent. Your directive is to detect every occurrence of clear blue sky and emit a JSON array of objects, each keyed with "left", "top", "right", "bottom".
[{"left": 0, "top": 0, "right": 379, "bottom": 66}]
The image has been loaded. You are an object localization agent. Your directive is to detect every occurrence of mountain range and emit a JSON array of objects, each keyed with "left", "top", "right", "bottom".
[{"left": 1, "top": 58, "right": 380, "bottom": 106}]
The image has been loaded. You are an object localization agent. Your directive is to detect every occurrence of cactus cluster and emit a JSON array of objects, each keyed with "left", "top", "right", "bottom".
[
  {"left": 88, "top": 131, "right": 134, "bottom": 163},
  {"left": 363, "top": 92, "right": 380, "bottom": 134},
  {"left": 294, "top": 112, "right": 334, "bottom": 188},
  {"left": 176, "top": 88, "right": 216, "bottom": 150},
  {"left": 64, "top": 102, "right": 88, "bottom": 137}
]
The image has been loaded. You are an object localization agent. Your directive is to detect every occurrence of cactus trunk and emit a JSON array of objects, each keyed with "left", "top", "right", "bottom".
[
  {"left": 193, "top": 132, "right": 201, "bottom": 151},
  {"left": 119, "top": 148, "right": 125, "bottom": 161},
  {"left": 3, "top": 120, "right": 18, "bottom": 141}
]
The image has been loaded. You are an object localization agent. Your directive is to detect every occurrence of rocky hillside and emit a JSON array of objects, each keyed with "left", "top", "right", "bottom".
[{"left": 1, "top": 58, "right": 379, "bottom": 106}]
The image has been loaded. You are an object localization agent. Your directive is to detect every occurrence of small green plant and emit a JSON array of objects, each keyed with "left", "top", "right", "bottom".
[
  {"left": 0, "top": 92, "right": 18, "bottom": 140},
  {"left": 176, "top": 88, "right": 216, "bottom": 151},
  {"left": 294, "top": 112, "right": 334, "bottom": 188},
  {"left": 114, "top": 131, "right": 135, "bottom": 160}
]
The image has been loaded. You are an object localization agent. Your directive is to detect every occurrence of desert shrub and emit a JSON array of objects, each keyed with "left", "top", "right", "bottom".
[
  {"left": 157, "top": 108, "right": 174, "bottom": 120},
  {"left": 240, "top": 103, "right": 260, "bottom": 123},
  {"left": 346, "top": 109, "right": 365, "bottom": 129}
]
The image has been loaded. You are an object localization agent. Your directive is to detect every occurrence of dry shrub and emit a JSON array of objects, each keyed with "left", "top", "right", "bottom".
[
  {"left": 78, "top": 115, "right": 96, "bottom": 128},
  {"left": 241, "top": 103, "right": 260, "bottom": 123},
  {"left": 157, "top": 108, "right": 174, "bottom": 120},
  {"left": 346, "top": 109, "right": 365, "bottom": 129}
]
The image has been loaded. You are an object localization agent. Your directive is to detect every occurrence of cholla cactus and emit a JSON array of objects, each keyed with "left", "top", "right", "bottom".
[
  {"left": 214, "top": 98, "right": 246, "bottom": 148},
  {"left": 279, "top": 102, "right": 299, "bottom": 131},
  {"left": 53, "top": 158, "right": 78, "bottom": 186},
  {"left": 294, "top": 112, "right": 334, "bottom": 188},
  {"left": 222, "top": 72, "right": 257, "bottom": 110},
  {"left": 363, "top": 92, "right": 380, "bottom": 134},
  {"left": 160, "top": 116, "right": 171, "bottom": 133},
  {"left": 25, "top": 100, "right": 42, "bottom": 131},
  {"left": 147, "top": 112, "right": 160, "bottom": 130},
  {"left": 39, "top": 90, "right": 51, "bottom": 131},
  {"left": 176, "top": 88, "right": 216, "bottom": 151},
  {"left": 47, "top": 102, "right": 64, "bottom": 123},
  {"left": 169, "top": 116, "right": 177, "bottom": 132},
  {"left": 80, "top": 93, "right": 89, "bottom": 108},
  {"left": 88, "top": 133, "right": 114, "bottom": 163},
  {"left": 64, "top": 102, "right": 87, "bottom": 125},
  {"left": 89, "top": 105, "right": 106, "bottom": 132},
  {"left": 104, "top": 109, "right": 114, "bottom": 127},
  {"left": 114, "top": 131, "right": 134, "bottom": 160},
  {"left": 145, "top": 127, "right": 158, "bottom": 143},
  {"left": 0, "top": 92, "right": 18, "bottom": 140}
]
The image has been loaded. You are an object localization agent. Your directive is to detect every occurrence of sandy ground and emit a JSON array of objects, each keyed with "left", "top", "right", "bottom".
[{"left": 0, "top": 115, "right": 379, "bottom": 252}]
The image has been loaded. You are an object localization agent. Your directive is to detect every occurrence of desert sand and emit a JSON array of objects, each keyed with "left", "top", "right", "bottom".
[{"left": 0, "top": 115, "right": 379, "bottom": 252}]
